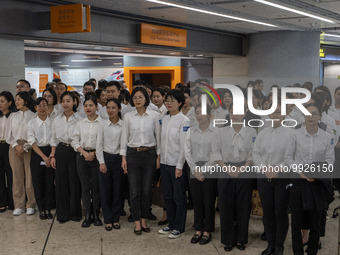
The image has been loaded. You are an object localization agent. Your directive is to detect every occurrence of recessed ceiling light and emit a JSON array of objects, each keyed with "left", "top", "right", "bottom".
[
  {"left": 71, "top": 59, "right": 102, "bottom": 62},
  {"left": 254, "top": 0, "right": 335, "bottom": 24},
  {"left": 59, "top": 65, "right": 70, "bottom": 67},
  {"left": 146, "top": 0, "right": 278, "bottom": 27},
  {"left": 136, "top": 50, "right": 143, "bottom": 53}
]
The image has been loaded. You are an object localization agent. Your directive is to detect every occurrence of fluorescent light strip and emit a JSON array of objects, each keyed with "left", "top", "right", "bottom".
[
  {"left": 254, "top": 0, "right": 335, "bottom": 24},
  {"left": 71, "top": 59, "right": 102, "bottom": 62},
  {"left": 146, "top": 0, "right": 278, "bottom": 27},
  {"left": 322, "top": 33, "right": 340, "bottom": 38}
]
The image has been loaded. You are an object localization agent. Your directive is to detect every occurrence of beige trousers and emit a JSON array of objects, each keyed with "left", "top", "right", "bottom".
[{"left": 9, "top": 147, "right": 36, "bottom": 209}]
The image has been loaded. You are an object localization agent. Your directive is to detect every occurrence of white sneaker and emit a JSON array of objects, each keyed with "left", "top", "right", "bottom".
[
  {"left": 168, "top": 230, "right": 183, "bottom": 239},
  {"left": 158, "top": 226, "right": 172, "bottom": 235},
  {"left": 26, "top": 208, "right": 35, "bottom": 215},
  {"left": 13, "top": 208, "right": 25, "bottom": 216}
]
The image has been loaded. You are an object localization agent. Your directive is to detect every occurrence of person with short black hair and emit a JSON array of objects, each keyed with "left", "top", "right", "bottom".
[
  {"left": 0, "top": 91, "right": 15, "bottom": 212},
  {"left": 158, "top": 89, "right": 189, "bottom": 239},
  {"left": 151, "top": 88, "right": 167, "bottom": 118},
  {"left": 6, "top": 91, "right": 36, "bottom": 216},
  {"left": 27, "top": 97, "right": 55, "bottom": 220},
  {"left": 52, "top": 78, "right": 61, "bottom": 84},
  {"left": 95, "top": 89, "right": 107, "bottom": 107},
  {"left": 119, "top": 89, "right": 131, "bottom": 105},
  {"left": 98, "top": 79, "right": 108, "bottom": 90},
  {"left": 89, "top": 78, "right": 97, "bottom": 87},
  {"left": 16, "top": 79, "right": 31, "bottom": 94},
  {"left": 55, "top": 82, "right": 68, "bottom": 112},
  {"left": 71, "top": 92, "right": 103, "bottom": 228},
  {"left": 50, "top": 91, "right": 82, "bottom": 223},
  {"left": 120, "top": 86, "right": 161, "bottom": 235},
  {"left": 45, "top": 81, "right": 57, "bottom": 91}
]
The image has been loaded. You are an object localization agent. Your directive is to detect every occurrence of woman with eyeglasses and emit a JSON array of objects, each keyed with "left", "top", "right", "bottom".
[
  {"left": 50, "top": 91, "right": 82, "bottom": 223},
  {"left": 120, "top": 87, "right": 161, "bottom": 235},
  {"left": 27, "top": 97, "right": 55, "bottom": 220},
  {"left": 0, "top": 91, "right": 15, "bottom": 212},
  {"left": 285, "top": 103, "right": 334, "bottom": 255},
  {"left": 42, "top": 88, "right": 61, "bottom": 120}
]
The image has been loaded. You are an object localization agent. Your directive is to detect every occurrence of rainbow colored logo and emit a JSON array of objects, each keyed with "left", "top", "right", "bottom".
[{"left": 198, "top": 84, "right": 222, "bottom": 107}]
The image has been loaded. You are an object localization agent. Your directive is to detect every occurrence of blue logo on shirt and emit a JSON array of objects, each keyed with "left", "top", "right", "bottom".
[
  {"left": 252, "top": 137, "right": 256, "bottom": 143},
  {"left": 183, "top": 126, "right": 190, "bottom": 132},
  {"left": 159, "top": 119, "right": 162, "bottom": 125},
  {"left": 331, "top": 138, "right": 334, "bottom": 145}
]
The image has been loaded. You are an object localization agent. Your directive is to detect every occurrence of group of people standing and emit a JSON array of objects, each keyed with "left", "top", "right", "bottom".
[{"left": 0, "top": 78, "right": 338, "bottom": 255}]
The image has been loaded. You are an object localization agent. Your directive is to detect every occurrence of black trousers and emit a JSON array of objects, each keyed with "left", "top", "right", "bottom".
[
  {"left": 55, "top": 144, "right": 81, "bottom": 221},
  {"left": 126, "top": 147, "right": 156, "bottom": 221},
  {"left": 98, "top": 152, "right": 123, "bottom": 224},
  {"left": 190, "top": 177, "right": 216, "bottom": 232},
  {"left": 30, "top": 146, "right": 55, "bottom": 211},
  {"left": 218, "top": 178, "right": 254, "bottom": 246},
  {"left": 257, "top": 178, "right": 290, "bottom": 250},
  {"left": 290, "top": 183, "right": 322, "bottom": 255},
  {"left": 77, "top": 153, "right": 100, "bottom": 212},
  {"left": 161, "top": 164, "right": 187, "bottom": 233},
  {"left": 0, "top": 143, "right": 13, "bottom": 209}
]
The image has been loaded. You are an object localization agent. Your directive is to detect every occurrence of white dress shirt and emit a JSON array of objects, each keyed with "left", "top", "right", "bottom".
[
  {"left": 48, "top": 106, "right": 61, "bottom": 121},
  {"left": 50, "top": 112, "right": 81, "bottom": 147},
  {"left": 253, "top": 126, "right": 293, "bottom": 168},
  {"left": 6, "top": 110, "right": 36, "bottom": 148},
  {"left": 160, "top": 112, "right": 190, "bottom": 169},
  {"left": 27, "top": 116, "right": 51, "bottom": 147},
  {"left": 71, "top": 116, "right": 102, "bottom": 151},
  {"left": 329, "top": 106, "right": 340, "bottom": 143},
  {"left": 184, "top": 128, "right": 196, "bottom": 172},
  {"left": 0, "top": 113, "right": 10, "bottom": 141},
  {"left": 285, "top": 125, "right": 335, "bottom": 166},
  {"left": 191, "top": 124, "right": 217, "bottom": 164},
  {"left": 121, "top": 103, "right": 157, "bottom": 119},
  {"left": 211, "top": 126, "right": 256, "bottom": 163},
  {"left": 120, "top": 109, "right": 161, "bottom": 156},
  {"left": 159, "top": 104, "right": 168, "bottom": 118},
  {"left": 182, "top": 106, "right": 198, "bottom": 127},
  {"left": 96, "top": 118, "right": 123, "bottom": 164}
]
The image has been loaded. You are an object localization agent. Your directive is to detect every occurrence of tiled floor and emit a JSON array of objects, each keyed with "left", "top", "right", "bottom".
[{"left": 0, "top": 197, "right": 339, "bottom": 255}]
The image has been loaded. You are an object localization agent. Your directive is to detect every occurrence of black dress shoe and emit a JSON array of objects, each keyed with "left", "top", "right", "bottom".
[
  {"left": 224, "top": 245, "right": 234, "bottom": 252},
  {"left": 93, "top": 211, "right": 103, "bottom": 226},
  {"left": 128, "top": 215, "right": 133, "bottom": 222},
  {"left": 121, "top": 210, "right": 126, "bottom": 216},
  {"left": 39, "top": 211, "right": 47, "bottom": 220},
  {"left": 141, "top": 226, "right": 151, "bottom": 233},
  {"left": 158, "top": 219, "right": 168, "bottom": 226},
  {"left": 148, "top": 212, "right": 157, "bottom": 221},
  {"left": 199, "top": 234, "right": 212, "bottom": 245},
  {"left": 262, "top": 245, "right": 275, "bottom": 255},
  {"left": 113, "top": 223, "right": 120, "bottom": 229},
  {"left": 82, "top": 212, "right": 92, "bottom": 228},
  {"left": 261, "top": 232, "right": 267, "bottom": 241},
  {"left": 134, "top": 227, "right": 142, "bottom": 235},
  {"left": 105, "top": 225, "right": 112, "bottom": 231},
  {"left": 190, "top": 234, "right": 202, "bottom": 244},
  {"left": 71, "top": 216, "right": 82, "bottom": 222},
  {"left": 46, "top": 210, "right": 53, "bottom": 219},
  {"left": 0, "top": 207, "right": 7, "bottom": 213},
  {"left": 305, "top": 242, "right": 322, "bottom": 252},
  {"left": 236, "top": 244, "right": 245, "bottom": 250},
  {"left": 274, "top": 247, "right": 284, "bottom": 255}
]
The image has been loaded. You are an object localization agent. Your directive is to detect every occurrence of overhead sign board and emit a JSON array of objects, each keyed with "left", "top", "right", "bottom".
[
  {"left": 140, "top": 23, "right": 187, "bottom": 48},
  {"left": 51, "top": 4, "right": 91, "bottom": 34}
]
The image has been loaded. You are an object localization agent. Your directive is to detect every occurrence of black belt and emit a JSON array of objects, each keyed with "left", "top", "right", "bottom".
[
  {"left": 0, "top": 140, "right": 6, "bottom": 143},
  {"left": 59, "top": 142, "right": 71, "bottom": 147},
  {"left": 128, "top": 146, "right": 155, "bottom": 152},
  {"left": 84, "top": 149, "right": 96, "bottom": 153}
]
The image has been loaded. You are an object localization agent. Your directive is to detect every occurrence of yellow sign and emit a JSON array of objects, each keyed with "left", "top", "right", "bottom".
[
  {"left": 140, "top": 23, "right": 187, "bottom": 48},
  {"left": 320, "top": 49, "right": 325, "bottom": 58},
  {"left": 51, "top": 4, "right": 91, "bottom": 34}
]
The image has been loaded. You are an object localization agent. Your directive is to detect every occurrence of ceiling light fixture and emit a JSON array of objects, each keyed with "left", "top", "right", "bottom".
[
  {"left": 254, "top": 0, "right": 335, "bottom": 23},
  {"left": 146, "top": 0, "right": 278, "bottom": 27},
  {"left": 71, "top": 59, "right": 102, "bottom": 62},
  {"left": 322, "top": 33, "right": 340, "bottom": 38}
]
